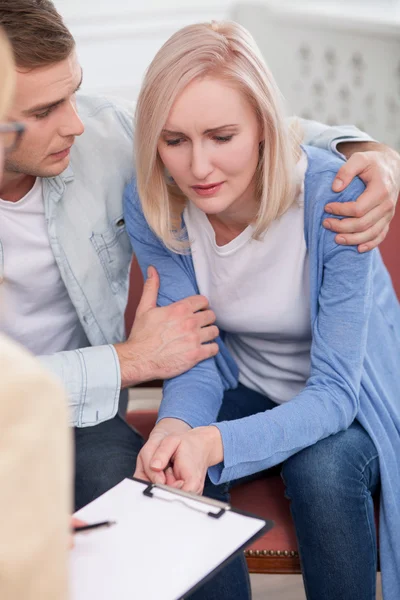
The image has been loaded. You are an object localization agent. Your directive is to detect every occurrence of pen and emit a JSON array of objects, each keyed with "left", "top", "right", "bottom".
[{"left": 73, "top": 520, "right": 117, "bottom": 533}]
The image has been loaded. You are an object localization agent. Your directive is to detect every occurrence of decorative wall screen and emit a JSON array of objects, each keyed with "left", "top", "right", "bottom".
[{"left": 235, "top": 4, "right": 400, "bottom": 150}]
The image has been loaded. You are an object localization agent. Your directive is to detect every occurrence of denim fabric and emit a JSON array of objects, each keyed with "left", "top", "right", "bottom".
[
  {"left": 217, "top": 383, "right": 380, "bottom": 600},
  {"left": 282, "top": 423, "right": 379, "bottom": 600},
  {"left": 74, "top": 415, "right": 143, "bottom": 511},
  {"left": 36, "top": 94, "right": 135, "bottom": 427}
]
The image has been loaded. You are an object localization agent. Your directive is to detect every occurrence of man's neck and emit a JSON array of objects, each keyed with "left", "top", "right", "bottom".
[{"left": 0, "top": 172, "right": 37, "bottom": 202}]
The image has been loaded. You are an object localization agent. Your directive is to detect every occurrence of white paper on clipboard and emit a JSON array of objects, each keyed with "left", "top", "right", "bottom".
[{"left": 70, "top": 478, "right": 271, "bottom": 600}]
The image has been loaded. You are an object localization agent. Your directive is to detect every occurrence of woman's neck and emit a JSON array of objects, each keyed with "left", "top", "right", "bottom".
[{"left": 207, "top": 200, "right": 258, "bottom": 246}]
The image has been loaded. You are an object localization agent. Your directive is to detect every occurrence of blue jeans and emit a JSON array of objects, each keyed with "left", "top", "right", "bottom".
[
  {"left": 74, "top": 414, "right": 144, "bottom": 510},
  {"left": 214, "top": 383, "right": 381, "bottom": 600}
]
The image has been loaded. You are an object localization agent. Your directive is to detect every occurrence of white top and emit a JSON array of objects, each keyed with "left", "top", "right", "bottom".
[
  {"left": 184, "top": 152, "right": 311, "bottom": 404},
  {"left": 0, "top": 178, "right": 89, "bottom": 355}
]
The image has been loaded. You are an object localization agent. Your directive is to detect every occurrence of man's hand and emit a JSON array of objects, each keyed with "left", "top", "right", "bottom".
[
  {"left": 115, "top": 266, "right": 219, "bottom": 387},
  {"left": 134, "top": 418, "right": 191, "bottom": 485},
  {"left": 146, "top": 425, "right": 224, "bottom": 495},
  {"left": 323, "top": 143, "right": 400, "bottom": 252}
]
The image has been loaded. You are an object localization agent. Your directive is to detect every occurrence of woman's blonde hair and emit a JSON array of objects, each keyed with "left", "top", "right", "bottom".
[
  {"left": 135, "top": 21, "right": 301, "bottom": 252},
  {"left": 0, "top": 27, "right": 15, "bottom": 120}
]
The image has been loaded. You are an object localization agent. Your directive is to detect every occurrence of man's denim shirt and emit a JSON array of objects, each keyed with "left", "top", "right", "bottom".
[{"left": 0, "top": 94, "right": 371, "bottom": 427}]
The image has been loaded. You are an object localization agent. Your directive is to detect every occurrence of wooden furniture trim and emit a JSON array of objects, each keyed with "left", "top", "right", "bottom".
[{"left": 245, "top": 550, "right": 301, "bottom": 574}]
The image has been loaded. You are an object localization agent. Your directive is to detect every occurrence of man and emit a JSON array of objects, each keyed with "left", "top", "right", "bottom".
[
  {"left": 0, "top": 0, "right": 399, "bottom": 511},
  {"left": 0, "top": 26, "right": 71, "bottom": 600}
]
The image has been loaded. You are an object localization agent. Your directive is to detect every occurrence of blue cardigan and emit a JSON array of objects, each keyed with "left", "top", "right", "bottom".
[{"left": 124, "top": 146, "right": 400, "bottom": 598}]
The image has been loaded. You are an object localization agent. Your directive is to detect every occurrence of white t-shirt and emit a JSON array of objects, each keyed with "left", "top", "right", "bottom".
[
  {"left": 184, "top": 152, "right": 311, "bottom": 404},
  {"left": 0, "top": 178, "right": 89, "bottom": 355}
]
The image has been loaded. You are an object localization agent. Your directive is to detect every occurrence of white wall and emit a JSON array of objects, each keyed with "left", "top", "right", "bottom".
[
  {"left": 52, "top": 0, "right": 400, "bottom": 147},
  {"left": 53, "top": 0, "right": 236, "bottom": 99},
  {"left": 236, "top": 3, "right": 400, "bottom": 149},
  {"left": 55, "top": 0, "right": 232, "bottom": 16}
]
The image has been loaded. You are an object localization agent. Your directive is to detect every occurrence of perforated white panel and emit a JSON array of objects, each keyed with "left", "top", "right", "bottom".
[{"left": 235, "top": 3, "right": 400, "bottom": 149}]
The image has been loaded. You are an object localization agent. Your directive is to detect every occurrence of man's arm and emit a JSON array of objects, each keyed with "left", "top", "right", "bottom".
[
  {"left": 298, "top": 118, "right": 374, "bottom": 152},
  {"left": 40, "top": 267, "right": 218, "bottom": 428},
  {"left": 114, "top": 265, "right": 219, "bottom": 389},
  {"left": 299, "top": 117, "right": 400, "bottom": 251},
  {"left": 39, "top": 345, "right": 121, "bottom": 428}
]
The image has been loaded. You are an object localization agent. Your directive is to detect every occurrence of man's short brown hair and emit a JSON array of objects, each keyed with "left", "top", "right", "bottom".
[{"left": 0, "top": 0, "right": 75, "bottom": 69}]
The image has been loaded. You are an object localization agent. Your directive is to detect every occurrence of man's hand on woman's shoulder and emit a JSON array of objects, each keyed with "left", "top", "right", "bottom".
[{"left": 323, "top": 142, "right": 400, "bottom": 252}]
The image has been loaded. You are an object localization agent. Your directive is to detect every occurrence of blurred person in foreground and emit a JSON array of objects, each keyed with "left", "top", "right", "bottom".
[{"left": 0, "top": 27, "right": 72, "bottom": 600}]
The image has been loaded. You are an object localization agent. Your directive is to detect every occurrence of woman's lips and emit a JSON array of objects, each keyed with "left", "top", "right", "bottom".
[{"left": 191, "top": 182, "right": 224, "bottom": 197}]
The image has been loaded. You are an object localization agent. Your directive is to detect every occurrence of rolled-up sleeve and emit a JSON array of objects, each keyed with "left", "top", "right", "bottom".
[
  {"left": 297, "top": 118, "right": 375, "bottom": 158},
  {"left": 39, "top": 344, "right": 121, "bottom": 427}
]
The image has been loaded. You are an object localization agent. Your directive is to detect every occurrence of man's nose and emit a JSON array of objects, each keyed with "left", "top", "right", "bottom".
[{"left": 59, "top": 100, "right": 84, "bottom": 138}]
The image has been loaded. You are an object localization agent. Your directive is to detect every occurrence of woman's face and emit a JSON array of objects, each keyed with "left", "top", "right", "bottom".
[{"left": 158, "top": 77, "right": 261, "bottom": 220}]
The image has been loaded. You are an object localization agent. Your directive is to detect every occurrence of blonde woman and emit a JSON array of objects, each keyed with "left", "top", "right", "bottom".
[
  {"left": 0, "top": 28, "right": 72, "bottom": 600},
  {"left": 125, "top": 22, "right": 400, "bottom": 600}
]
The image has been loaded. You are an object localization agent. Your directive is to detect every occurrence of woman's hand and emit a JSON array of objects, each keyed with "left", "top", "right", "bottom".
[
  {"left": 324, "top": 143, "right": 400, "bottom": 252},
  {"left": 149, "top": 426, "right": 224, "bottom": 494},
  {"left": 133, "top": 418, "right": 191, "bottom": 485}
]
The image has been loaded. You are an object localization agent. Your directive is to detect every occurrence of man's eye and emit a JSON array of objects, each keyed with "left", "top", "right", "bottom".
[
  {"left": 214, "top": 135, "right": 234, "bottom": 143},
  {"left": 35, "top": 108, "right": 53, "bottom": 120},
  {"left": 166, "top": 138, "right": 183, "bottom": 146}
]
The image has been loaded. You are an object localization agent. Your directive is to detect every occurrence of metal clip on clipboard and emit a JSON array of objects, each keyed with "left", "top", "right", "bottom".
[{"left": 143, "top": 482, "right": 230, "bottom": 519}]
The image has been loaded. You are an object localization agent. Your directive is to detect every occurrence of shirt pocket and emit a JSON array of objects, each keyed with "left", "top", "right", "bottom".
[{"left": 90, "top": 216, "right": 132, "bottom": 294}]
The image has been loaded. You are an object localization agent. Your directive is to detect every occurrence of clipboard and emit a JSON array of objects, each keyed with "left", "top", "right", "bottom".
[{"left": 70, "top": 477, "right": 273, "bottom": 600}]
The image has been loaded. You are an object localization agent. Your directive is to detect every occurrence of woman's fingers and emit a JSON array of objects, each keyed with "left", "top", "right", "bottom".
[
  {"left": 165, "top": 466, "right": 184, "bottom": 488},
  {"left": 150, "top": 435, "right": 181, "bottom": 472},
  {"left": 134, "top": 437, "right": 168, "bottom": 484}
]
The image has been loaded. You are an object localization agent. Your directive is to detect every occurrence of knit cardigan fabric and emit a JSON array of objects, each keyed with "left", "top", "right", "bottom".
[{"left": 124, "top": 146, "right": 400, "bottom": 598}]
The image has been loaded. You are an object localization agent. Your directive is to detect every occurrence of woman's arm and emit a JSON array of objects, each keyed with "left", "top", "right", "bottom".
[{"left": 123, "top": 180, "right": 237, "bottom": 429}]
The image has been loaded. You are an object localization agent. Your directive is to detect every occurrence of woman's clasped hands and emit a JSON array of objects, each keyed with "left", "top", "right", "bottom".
[{"left": 134, "top": 418, "right": 224, "bottom": 495}]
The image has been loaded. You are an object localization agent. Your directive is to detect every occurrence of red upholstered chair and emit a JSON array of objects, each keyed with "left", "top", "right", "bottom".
[{"left": 125, "top": 210, "right": 399, "bottom": 573}]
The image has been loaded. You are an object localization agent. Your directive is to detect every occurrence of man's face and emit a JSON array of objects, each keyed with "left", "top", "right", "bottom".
[{"left": 5, "top": 51, "right": 84, "bottom": 179}]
